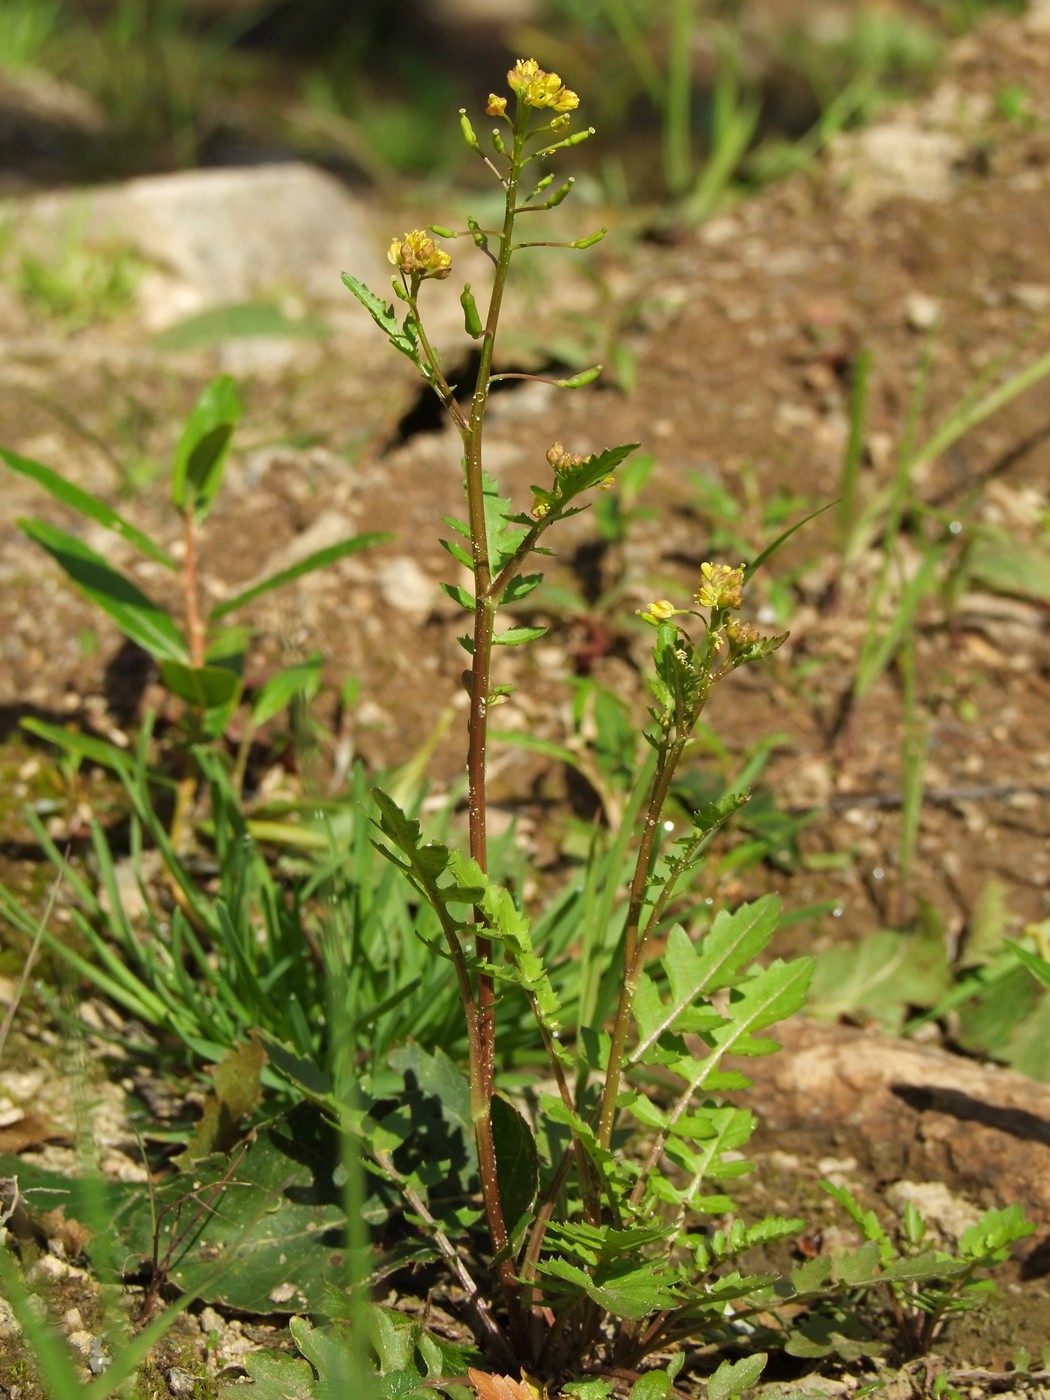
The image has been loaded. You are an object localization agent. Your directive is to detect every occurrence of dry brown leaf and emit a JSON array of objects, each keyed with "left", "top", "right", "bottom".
[{"left": 467, "top": 1367, "right": 544, "bottom": 1400}]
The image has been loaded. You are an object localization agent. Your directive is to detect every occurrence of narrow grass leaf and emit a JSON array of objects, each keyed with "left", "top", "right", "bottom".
[
  {"left": 210, "top": 532, "right": 392, "bottom": 618},
  {"left": 17, "top": 519, "right": 188, "bottom": 661},
  {"left": 1, "top": 448, "right": 176, "bottom": 568}
]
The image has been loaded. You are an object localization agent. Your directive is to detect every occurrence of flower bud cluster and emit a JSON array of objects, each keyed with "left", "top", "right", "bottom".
[
  {"left": 546, "top": 441, "right": 592, "bottom": 472},
  {"left": 388, "top": 230, "right": 452, "bottom": 282}
]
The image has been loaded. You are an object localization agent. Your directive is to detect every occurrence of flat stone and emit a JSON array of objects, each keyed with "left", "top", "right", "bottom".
[{"left": 3, "top": 163, "right": 387, "bottom": 328}]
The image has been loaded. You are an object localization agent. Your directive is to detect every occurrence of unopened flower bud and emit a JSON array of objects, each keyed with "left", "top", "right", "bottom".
[{"left": 486, "top": 94, "right": 508, "bottom": 117}]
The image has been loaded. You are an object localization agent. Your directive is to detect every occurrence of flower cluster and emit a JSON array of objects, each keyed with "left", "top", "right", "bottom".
[
  {"left": 387, "top": 230, "right": 452, "bottom": 283},
  {"left": 506, "top": 59, "right": 580, "bottom": 113},
  {"left": 695, "top": 562, "right": 744, "bottom": 611}
]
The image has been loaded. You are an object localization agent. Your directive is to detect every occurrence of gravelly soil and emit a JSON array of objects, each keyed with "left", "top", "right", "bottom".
[{"left": 1, "top": 3, "right": 1050, "bottom": 1392}]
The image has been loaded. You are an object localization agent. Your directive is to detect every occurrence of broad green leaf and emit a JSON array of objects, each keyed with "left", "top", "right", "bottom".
[
  {"left": 17, "top": 518, "right": 188, "bottom": 662},
  {"left": 116, "top": 1106, "right": 346, "bottom": 1313},
  {"left": 629, "top": 1371, "right": 673, "bottom": 1400},
  {"left": 1, "top": 448, "right": 176, "bottom": 568},
  {"left": 808, "top": 926, "right": 951, "bottom": 1032},
  {"left": 209, "top": 532, "right": 391, "bottom": 618},
  {"left": 218, "top": 1351, "right": 316, "bottom": 1399},
  {"left": 250, "top": 655, "right": 324, "bottom": 728},
  {"left": 171, "top": 374, "right": 241, "bottom": 522},
  {"left": 160, "top": 659, "right": 242, "bottom": 711},
  {"left": 491, "top": 1092, "right": 539, "bottom": 1233},
  {"left": 707, "top": 1353, "right": 766, "bottom": 1400},
  {"left": 965, "top": 530, "right": 1050, "bottom": 602},
  {"left": 154, "top": 301, "right": 331, "bottom": 351}
]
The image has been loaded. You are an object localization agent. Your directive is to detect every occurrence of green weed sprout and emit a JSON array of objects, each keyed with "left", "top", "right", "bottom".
[
  {"left": 344, "top": 60, "right": 810, "bottom": 1379},
  {"left": 3, "top": 376, "right": 389, "bottom": 838}
]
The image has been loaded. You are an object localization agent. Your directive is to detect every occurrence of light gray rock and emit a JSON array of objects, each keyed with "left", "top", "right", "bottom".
[{"left": 3, "top": 163, "right": 387, "bottom": 328}]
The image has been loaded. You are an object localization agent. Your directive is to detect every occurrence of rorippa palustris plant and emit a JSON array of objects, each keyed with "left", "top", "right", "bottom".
[{"left": 343, "top": 61, "right": 812, "bottom": 1382}]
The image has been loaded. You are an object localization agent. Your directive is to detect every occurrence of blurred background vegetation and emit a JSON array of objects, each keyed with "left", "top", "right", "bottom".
[{"left": 0, "top": 0, "right": 1030, "bottom": 204}]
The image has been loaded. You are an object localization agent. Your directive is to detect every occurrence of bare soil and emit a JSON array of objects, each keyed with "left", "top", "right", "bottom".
[{"left": 1, "top": 3, "right": 1050, "bottom": 1393}]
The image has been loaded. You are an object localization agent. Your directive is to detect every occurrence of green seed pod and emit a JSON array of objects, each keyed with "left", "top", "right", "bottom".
[
  {"left": 491, "top": 128, "right": 507, "bottom": 155},
  {"left": 429, "top": 224, "right": 456, "bottom": 238},
  {"left": 570, "top": 228, "right": 607, "bottom": 250},
  {"left": 544, "top": 177, "right": 575, "bottom": 209},
  {"left": 467, "top": 216, "right": 489, "bottom": 254},
  {"left": 523, "top": 173, "right": 555, "bottom": 204},
  {"left": 460, "top": 284, "right": 483, "bottom": 338},
  {"left": 554, "top": 364, "right": 603, "bottom": 388},
  {"left": 459, "top": 109, "right": 480, "bottom": 152}
]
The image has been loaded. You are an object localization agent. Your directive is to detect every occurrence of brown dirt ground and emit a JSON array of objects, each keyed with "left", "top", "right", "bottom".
[{"left": 1, "top": 3, "right": 1050, "bottom": 1391}]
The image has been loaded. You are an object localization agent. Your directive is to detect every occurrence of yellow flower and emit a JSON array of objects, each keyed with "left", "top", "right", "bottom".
[
  {"left": 647, "top": 599, "right": 678, "bottom": 621},
  {"left": 695, "top": 562, "right": 744, "bottom": 611},
  {"left": 486, "top": 94, "right": 508, "bottom": 117},
  {"left": 387, "top": 230, "right": 452, "bottom": 281},
  {"left": 507, "top": 58, "right": 579, "bottom": 113}
]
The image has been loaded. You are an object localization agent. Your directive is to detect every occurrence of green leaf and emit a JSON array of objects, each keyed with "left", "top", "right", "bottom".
[
  {"left": 117, "top": 1106, "right": 346, "bottom": 1314},
  {"left": 1, "top": 449, "right": 177, "bottom": 568},
  {"left": 501, "top": 572, "right": 543, "bottom": 603},
  {"left": 629, "top": 1371, "right": 673, "bottom": 1400},
  {"left": 210, "top": 532, "right": 391, "bottom": 618},
  {"left": 630, "top": 896, "right": 783, "bottom": 1066},
  {"left": 342, "top": 273, "right": 422, "bottom": 365},
  {"left": 289, "top": 1317, "right": 356, "bottom": 1400},
  {"left": 1006, "top": 939, "right": 1050, "bottom": 991},
  {"left": 154, "top": 301, "right": 331, "bottom": 351},
  {"left": 159, "top": 659, "right": 243, "bottom": 711},
  {"left": 177, "top": 1038, "right": 266, "bottom": 1163},
  {"left": 492, "top": 624, "right": 547, "bottom": 646},
  {"left": 250, "top": 655, "right": 324, "bottom": 728},
  {"left": 707, "top": 1353, "right": 766, "bottom": 1400},
  {"left": 965, "top": 527, "right": 1050, "bottom": 602},
  {"left": 171, "top": 374, "right": 241, "bottom": 522},
  {"left": 959, "top": 1204, "right": 1035, "bottom": 1261},
  {"left": 808, "top": 926, "right": 951, "bottom": 1032},
  {"left": 17, "top": 518, "right": 189, "bottom": 662},
  {"left": 481, "top": 470, "right": 529, "bottom": 575},
  {"left": 440, "top": 580, "right": 475, "bottom": 611},
  {"left": 491, "top": 1092, "right": 539, "bottom": 1233},
  {"left": 218, "top": 1351, "right": 317, "bottom": 1399}
]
